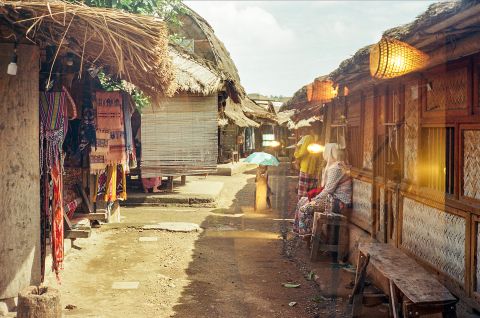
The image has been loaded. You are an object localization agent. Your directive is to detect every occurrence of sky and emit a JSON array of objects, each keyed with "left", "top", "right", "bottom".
[{"left": 184, "top": 1, "right": 435, "bottom": 97}]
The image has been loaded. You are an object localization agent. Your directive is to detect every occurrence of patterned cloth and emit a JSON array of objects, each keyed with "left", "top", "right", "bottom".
[
  {"left": 297, "top": 171, "right": 318, "bottom": 201},
  {"left": 50, "top": 164, "right": 64, "bottom": 277}
]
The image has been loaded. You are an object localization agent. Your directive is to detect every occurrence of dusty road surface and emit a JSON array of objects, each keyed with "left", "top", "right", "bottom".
[{"left": 45, "top": 164, "right": 334, "bottom": 318}]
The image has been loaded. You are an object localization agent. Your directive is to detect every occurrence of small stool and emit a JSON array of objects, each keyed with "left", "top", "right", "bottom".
[{"left": 310, "top": 212, "right": 349, "bottom": 262}]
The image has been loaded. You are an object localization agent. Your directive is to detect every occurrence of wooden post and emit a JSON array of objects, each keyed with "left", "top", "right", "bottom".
[
  {"left": 168, "top": 176, "right": 174, "bottom": 192},
  {"left": 255, "top": 167, "right": 268, "bottom": 211},
  {"left": 181, "top": 175, "right": 186, "bottom": 185}
]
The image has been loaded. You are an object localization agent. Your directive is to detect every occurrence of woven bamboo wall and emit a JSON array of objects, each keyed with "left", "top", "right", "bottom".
[
  {"left": 352, "top": 179, "right": 372, "bottom": 225},
  {"left": 362, "top": 93, "right": 374, "bottom": 170},
  {"left": 425, "top": 67, "right": 468, "bottom": 112},
  {"left": 404, "top": 83, "right": 419, "bottom": 181},
  {"left": 402, "top": 197, "right": 465, "bottom": 283},
  {"left": 141, "top": 95, "right": 218, "bottom": 177},
  {"left": 463, "top": 130, "right": 480, "bottom": 200}
]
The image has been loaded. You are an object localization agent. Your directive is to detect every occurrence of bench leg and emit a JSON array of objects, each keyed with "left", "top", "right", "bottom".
[
  {"left": 389, "top": 280, "right": 400, "bottom": 318},
  {"left": 310, "top": 212, "right": 322, "bottom": 261},
  {"left": 350, "top": 253, "right": 370, "bottom": 318}
]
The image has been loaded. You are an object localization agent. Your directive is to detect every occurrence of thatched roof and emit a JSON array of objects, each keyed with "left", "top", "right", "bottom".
[
  {"left": 281, "top": 85, "right": 308, "bottom": 111},
  {"left": 222, "top": 99, "right": 259, "bottom": 128},
  {"left": 169, "top": 45, "right": 222, "bottom": 95},
  {"left": 171, "top": 5, "right": 245, "bottom": 103},
  {"left": 242, "top": 98, "right": 277, "bottom": 123},
  {"left": 276, "top": 109, "right": 295, "bottom": 126},
  {"left": 0, "top": 0, "right": 174, "bottom": 99},
  {"left": 330, "top": 0, "right": 480, "bottom": 85}
]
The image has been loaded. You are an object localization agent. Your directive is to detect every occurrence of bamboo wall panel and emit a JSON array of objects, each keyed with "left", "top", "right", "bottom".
[
  {"left": 363, "top": 94, "right": 374, "bottom": 170},
  {"left": 426, "top": 67, "right": 468, "bottom": 112},
  {"left": 463, "top": 130, "right": 480, "bottom": 200},
  {"left": 402, "top": 197, "right": 465, "bottom": 283},
  {"left": 404, "top": 83, "right": 419, "bottom": 181},
  {"left": 352, "top": 179, "right": 372, "bottom": 227},
  {"left": 141, "top": 95, "right": 218, "bottom": 177}
]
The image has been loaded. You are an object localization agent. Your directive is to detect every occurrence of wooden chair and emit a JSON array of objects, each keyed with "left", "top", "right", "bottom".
[{"left": 310, "top": 211, "right": 349, "bottom": 262}]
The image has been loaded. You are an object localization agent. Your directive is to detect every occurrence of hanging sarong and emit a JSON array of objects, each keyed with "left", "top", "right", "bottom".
[
  {"left": 40, "top": 91, "right": 67, "bottom": 279},
  {"left": 116, "top": 164, "right": 127, "bottom": 201},
  {"left": 50, "top": 164, "right": 64, "bottom": 277}
]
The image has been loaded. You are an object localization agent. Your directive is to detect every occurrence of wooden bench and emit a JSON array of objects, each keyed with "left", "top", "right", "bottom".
[{"left": 352, "top": 243, "right": 457, "bottom": 318}]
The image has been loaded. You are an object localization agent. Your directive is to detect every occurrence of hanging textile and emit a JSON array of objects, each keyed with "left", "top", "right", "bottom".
[
  {"left": 123, "top": 94, "right": 136, "bottom": 171},
  {"left": 93, "top": 164, "right": 126, "bottom": 202},
  {"left": 39, "top": 92, "right": 67, "bottom": 174},
  {"left": 39, "top": 91, "right": 67, "bottom": 279},
  {"left": 79, "top": 107, "right": 96, "bottom": 151},
  {"left": 93, "top": 92, "right": 127, "bottom": 167},
  {"left": 89, "top": 132, "right": 110, "bottom": 174},
  {"left": 50, "top": 159, "right": 64, "bottom": 277}
]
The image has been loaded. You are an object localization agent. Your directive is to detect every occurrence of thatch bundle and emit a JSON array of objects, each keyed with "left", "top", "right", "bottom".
[
  {"left": 0, "top": 0, "right": 175, "bottom": 98},
  {"left": 169, "top": 45, "right": 222, "bottom": 96}
]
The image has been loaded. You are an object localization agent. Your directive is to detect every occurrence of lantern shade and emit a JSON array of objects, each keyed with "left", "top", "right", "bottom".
[
  {"left": 370, "top": 37, "right": 429, "bottom": 79},
  {"left": 306, "top": 83, "right": 314, "bottom": 102},
  {"left": 311, "top": 78, "right": 337, "bottom": 103}
]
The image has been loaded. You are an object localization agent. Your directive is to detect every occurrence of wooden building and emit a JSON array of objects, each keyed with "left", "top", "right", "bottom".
[
  {"left": 0, "top": 1, "right": 173, "bottom": 307},
  {"left": 318, "top": 0, "right": 480, "bottom": 309}
]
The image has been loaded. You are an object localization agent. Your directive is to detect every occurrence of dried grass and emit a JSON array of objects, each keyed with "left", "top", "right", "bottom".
[{"left": 0, "top": 0, "right": 175, "bottom": 99}]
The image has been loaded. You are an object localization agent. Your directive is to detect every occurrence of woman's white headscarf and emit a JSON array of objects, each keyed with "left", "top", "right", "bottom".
[{"left": 321, "top": 143, "right": 339, "bottom": 187}]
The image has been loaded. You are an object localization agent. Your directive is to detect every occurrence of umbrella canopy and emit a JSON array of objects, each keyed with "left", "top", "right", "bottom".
[{"left": 245, "top": 152, "right": 280, "bottom": 166}]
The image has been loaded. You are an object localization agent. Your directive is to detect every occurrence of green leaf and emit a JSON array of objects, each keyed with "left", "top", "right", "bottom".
[{"left": 282, "top": 283, "right": 301, "bottom": 288}]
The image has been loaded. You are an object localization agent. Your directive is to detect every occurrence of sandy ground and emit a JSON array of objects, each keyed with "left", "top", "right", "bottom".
[
  {"left": 40, "top": 164, "right": 480, "bottom": 318},
  {"left": 44, "top": 165, "right": 331, "bottom": 318}
]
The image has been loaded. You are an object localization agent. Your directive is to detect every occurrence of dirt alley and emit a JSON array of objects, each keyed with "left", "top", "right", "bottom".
[{"left": 45, "top": 164, "right": 349, "bottom": 318}]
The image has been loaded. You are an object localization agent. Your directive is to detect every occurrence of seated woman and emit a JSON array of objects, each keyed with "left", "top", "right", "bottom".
[{"left": 293, "top": 143, "right": 352, "bottom": 236}]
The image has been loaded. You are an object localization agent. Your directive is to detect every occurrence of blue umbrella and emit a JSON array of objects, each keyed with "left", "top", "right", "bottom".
[{"left": 245, "top": 152, "right": 280, "bottom": 166}]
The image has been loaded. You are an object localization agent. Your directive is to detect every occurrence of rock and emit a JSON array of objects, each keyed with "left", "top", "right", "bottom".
[
  {"left": 65, "top": 304, "right": 76, "bottom": 310},
  {"left": 288, "top": 302, "right": 297, "bottom": 307}
]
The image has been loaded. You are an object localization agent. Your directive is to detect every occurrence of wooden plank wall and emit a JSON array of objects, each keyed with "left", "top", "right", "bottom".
[{"left": 324, "top": 53, "right": 480, "bottom": 308}]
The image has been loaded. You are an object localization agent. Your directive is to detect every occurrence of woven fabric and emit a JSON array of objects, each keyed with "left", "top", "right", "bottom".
[
  {"left": 93, "top": 92, "right": 127, "bottom": 167},
  {"left": 39, "top": 91, "right": 67, "bottom": 174},
  {"left": 297, "top": 171, "right": 318, "bottom": 200},
  {"left": 50, "top": 163, "right": 64, "bottom": 278}
]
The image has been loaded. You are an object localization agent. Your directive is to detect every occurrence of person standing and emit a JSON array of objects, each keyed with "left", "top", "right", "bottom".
[{"left": 294, "top": 124, "right": 322, "bottom": 201}]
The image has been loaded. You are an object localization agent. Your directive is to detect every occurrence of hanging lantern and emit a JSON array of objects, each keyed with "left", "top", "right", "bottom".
[
  {"left": 306, "top": 83, "right": 314, "bottom": 102},
  {"left": 370, "top": 37, "right": 429, "bottom": 79},
  {"left": 311, "top": 78, "right": 337, "bottom": 103}
]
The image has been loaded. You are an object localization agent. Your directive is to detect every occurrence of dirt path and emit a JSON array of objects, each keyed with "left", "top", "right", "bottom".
[{"left": 45, "top": 165, "right": 325, "bottom": 317}]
